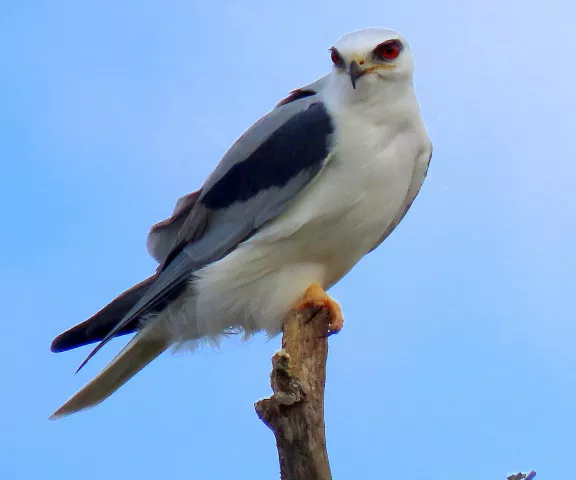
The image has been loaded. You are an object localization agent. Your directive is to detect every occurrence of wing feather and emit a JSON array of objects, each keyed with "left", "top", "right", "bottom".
[{"left": 147, "top": 190, "right": 201, "bottom": 264}]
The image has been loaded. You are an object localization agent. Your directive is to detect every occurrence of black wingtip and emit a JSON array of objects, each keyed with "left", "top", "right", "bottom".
[
  {"left": 50, "top": 329, "right": 85, "bottom": 353},
  {"left": 75, "top": 346, "right": 100, "bottom": 374},
  {"left": 50, "top": 337, "right": 66, "bottom": 353},
  {"left": 50, "top": 276, "right": 156, "bottom": 354},
  {"left": 50, "top": 325, "right": 135, "bottom": 354},
  {"left": 75, "top": 360, "right": 87, "bottom": 375}
]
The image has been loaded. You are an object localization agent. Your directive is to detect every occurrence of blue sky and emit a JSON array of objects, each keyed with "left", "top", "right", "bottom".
[{"left": 1, "top": 1, "right": 575, "bottom": 478}]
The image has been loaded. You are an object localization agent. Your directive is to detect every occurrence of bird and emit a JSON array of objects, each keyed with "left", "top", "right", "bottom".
[{"left": 49, "top": 27, "right": 432, "bottom": 419}]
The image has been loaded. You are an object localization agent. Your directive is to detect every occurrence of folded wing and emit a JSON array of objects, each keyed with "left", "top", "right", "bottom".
[{"left": 75, "top": 95, "right": 336, "bottom": 372}]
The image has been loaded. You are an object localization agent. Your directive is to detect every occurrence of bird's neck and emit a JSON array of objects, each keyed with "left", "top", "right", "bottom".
[{"left": 323, "top": 78, "right": 422, "bottom": 127}]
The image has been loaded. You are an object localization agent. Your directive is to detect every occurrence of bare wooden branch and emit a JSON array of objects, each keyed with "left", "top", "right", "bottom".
[{"left": 255, "top": 307, "right": 332, "bottom": 480}]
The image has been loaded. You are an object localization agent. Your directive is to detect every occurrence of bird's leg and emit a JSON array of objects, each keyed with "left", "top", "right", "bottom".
[{"left": 294, "top": 283, "right": 344, "bottom": 335}]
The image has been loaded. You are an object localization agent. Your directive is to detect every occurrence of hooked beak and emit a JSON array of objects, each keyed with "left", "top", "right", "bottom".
[{"left": 349, "top": 60, "right": 364, "bottom": 89}]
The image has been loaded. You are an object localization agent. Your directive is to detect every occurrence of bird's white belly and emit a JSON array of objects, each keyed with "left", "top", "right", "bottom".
[{"left": 165, "top": 134, "right": 419, "bottom": 348}]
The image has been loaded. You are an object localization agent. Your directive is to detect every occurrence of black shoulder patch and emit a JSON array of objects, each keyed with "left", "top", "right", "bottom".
[
  {"left": 275, "top": 88, "right": 317, "bottom": 107},
  {"left": 201, "top": 102, "right": 333, "bottom": 210}
]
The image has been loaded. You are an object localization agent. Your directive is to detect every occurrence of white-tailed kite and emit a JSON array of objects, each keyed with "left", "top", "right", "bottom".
[{"left": 50, "top": 27, "right": 432, "bottom": 419}]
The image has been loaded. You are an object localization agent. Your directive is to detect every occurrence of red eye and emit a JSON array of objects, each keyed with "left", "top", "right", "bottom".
[
  {"left": 330, "top": 48, "right": 343, "bottom": 67},
  {"left": 374, "top": 40, "right": 401, "bottom": 60}
]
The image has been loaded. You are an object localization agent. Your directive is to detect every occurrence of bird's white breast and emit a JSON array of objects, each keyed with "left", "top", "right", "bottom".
[
  {"left": 268, "top": 109, "right": 424, "bottom": 282},
  {"left": 165, "top": 98, "right": 429, "bottom": 348}
]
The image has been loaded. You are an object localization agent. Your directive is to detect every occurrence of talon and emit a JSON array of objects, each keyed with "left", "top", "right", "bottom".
[
  {"left": 327, "top": 312, "right": 343, "bottom": 335},
  {"left": 294, "top": 283, "right": 344, "bottom": 335}
]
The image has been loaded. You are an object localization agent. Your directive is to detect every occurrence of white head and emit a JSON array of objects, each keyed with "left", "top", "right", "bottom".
[{"left": 327, "top": 28, "right": 415, "bottom": 100}]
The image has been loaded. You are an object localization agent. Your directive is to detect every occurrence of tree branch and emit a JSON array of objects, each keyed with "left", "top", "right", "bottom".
[
  {"left": 508, "top": 471, "right": 537, "bottom": 480},
  {"left": 255, "top": 306, "right": 332, "bottom": 480}
]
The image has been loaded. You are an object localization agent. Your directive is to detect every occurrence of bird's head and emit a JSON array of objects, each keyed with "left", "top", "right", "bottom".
[{"left": 328, "top": 28, "right": 414, "bottom": 93}]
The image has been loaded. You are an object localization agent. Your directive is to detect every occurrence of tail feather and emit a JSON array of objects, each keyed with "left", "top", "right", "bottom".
[
  {"left": 51, "top": 275, "right": 157, "bottom": 353},
  {"left": 49, "top": 328, "right": 171, "bottom": 420}
]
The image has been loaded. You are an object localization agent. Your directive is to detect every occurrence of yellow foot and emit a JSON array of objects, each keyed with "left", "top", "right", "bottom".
[{"left": 295, "top": 283, "right": 344, "bottom": 335}]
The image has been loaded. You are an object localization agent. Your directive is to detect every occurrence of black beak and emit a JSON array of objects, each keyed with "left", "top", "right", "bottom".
[{"left": 349, "top": 60, "right": 364, "bottom": 89}]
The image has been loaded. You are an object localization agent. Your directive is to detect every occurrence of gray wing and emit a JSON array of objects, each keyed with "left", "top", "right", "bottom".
[
  {"left": 146, "top": 190, "right": 201, "bottom": 264},
  {"left": 146, "top": 82, "right": 327, "bottom": 266},
  {"left": 76, "top": 95, "right": 335, "bottom": 372}
]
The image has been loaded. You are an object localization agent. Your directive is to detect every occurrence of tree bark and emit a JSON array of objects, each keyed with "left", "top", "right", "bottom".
[{"left": 254, "top": 306, "right": 332, "bottom": 480}]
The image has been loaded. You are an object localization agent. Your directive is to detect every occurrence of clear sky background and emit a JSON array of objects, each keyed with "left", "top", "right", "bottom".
[{"left": 1, "top": 1, "right": 574, "bottom": 479}]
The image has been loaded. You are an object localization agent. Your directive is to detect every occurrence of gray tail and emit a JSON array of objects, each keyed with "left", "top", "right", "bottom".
[{"left": 49, "top": 326, "right": 171, "bottom": 420}]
